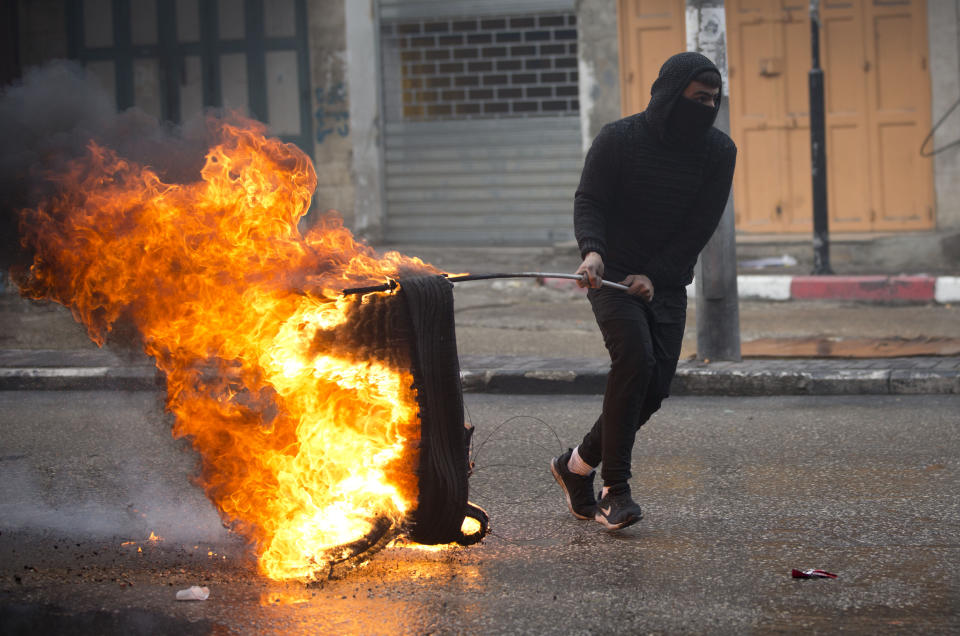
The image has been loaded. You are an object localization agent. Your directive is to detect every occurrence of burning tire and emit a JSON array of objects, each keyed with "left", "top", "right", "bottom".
[
  {"left": 7, "top": 98, "right": 486, "bottom": 578},
  {"left": 353, "top": 275, "right": 489, "bottom": 547}
]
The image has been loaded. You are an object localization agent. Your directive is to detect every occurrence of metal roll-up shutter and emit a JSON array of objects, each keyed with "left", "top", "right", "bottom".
[
  {"left": 379, "top": 0, "right": 581, "bottom": 245},
  {"left": 384, "top": 117, "right": 580, "bottom": 244}
]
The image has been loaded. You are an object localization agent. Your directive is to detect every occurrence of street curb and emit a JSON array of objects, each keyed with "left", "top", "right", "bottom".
[
  {"left": 2, "top": 352, "right": 957, "bottom": 395},
  {"left": 670, "top": 366, "right": 959, "bottom": 396},
  {"left": 460, "top": 363, "right": 960, "bottom": 396},
  {"left": 460, "top": 368, "right": 607, "bottom": 394},
  {"left": 790, "top": 276, "right": 936, "bottom": 302},
  {"left": 0, "top": 349, "right": 163, "bottom": 391},
  {"left": 540, "top": 274, "right": 960, "bottom": 303},
  {"left": 0, "top": 365, "right": 162, "bottom": 391}
]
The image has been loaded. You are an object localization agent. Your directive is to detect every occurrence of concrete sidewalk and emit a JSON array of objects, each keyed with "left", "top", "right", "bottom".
[
  {"left": 384, "top": 243, "right": 960, "bottom": 303},
  {"left": 2, "top": 348, "right": 958, "bottom": 395},
  {"left": 542, "top": 273, "right": 960, "bottom": 303}
]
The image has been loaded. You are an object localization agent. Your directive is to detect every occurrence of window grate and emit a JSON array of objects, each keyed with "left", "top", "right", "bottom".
[{"left": 381, "top": 13, "right": 578, "bottom": 121}]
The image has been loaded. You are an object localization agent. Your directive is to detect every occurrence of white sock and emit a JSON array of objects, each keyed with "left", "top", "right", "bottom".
[{"left": 567, "top": 446, "right": 595, "bottom": 476}]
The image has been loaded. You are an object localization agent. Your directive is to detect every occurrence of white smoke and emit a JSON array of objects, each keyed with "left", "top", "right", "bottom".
[{"left": 0, "top": 62, "right": 239, "bottom": 544}]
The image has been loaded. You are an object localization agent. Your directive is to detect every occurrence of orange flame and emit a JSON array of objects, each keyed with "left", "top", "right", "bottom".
[{"left": 16, "top": 117, "right": 439, "bottom": 581}]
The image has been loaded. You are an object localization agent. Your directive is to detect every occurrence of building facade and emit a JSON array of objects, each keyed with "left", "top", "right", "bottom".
[{"left": 9, "top": 0, "right": 960, "bottom": 266}]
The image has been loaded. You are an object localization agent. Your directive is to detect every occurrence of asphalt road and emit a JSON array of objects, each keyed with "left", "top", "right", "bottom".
[{"left": 1, "top": 391, "right": 958, "bottom": 634}]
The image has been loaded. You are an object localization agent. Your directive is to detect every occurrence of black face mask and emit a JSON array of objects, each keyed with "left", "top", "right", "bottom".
[{"left": 665, "top": 96, "right": 717, "bottom": 145}]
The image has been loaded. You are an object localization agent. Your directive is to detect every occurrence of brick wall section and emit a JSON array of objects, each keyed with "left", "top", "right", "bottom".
[{"left": 381, "top": 13, "right": 578, "bottom": 121}]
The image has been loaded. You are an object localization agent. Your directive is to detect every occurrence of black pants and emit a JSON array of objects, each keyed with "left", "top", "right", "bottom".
[{"left": 577, "top": 286, "right": 686, "bottom": 485}]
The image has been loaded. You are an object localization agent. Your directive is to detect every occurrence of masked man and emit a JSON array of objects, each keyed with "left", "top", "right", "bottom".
[{"left": 551, "top": 52, "right": 737, "bottom": 529}]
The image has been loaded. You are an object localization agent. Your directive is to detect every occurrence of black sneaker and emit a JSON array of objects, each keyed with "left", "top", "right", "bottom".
[
  {"left": 550, "top": 448, "right": 597, "bottom": 520},
  {"left": 594, "top": 483, "right": 643, "bottom": 530}
]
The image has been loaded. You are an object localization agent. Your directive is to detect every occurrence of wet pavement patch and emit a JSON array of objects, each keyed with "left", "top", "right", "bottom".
[
  {"left": 742, "top": 336, "right": 960, "bottom": 358},
  {"left": 0, "top": 602, "right": 219, "bottom": 636}
]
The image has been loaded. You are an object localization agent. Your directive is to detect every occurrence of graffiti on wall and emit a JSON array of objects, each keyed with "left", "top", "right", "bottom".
[
  {"left": 315, "top": 83, "right": 349, "bottom": 143},
  {"left": 685, "top": 7, "right": 728, "bottom": 86}
]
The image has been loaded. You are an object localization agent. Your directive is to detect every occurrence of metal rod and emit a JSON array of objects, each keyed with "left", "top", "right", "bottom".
[
  {"left": 446, "top": 272, "right": 629, "bottom": 291},
  {"left": 809, "top": 0, "right": 834, "bottom": 275},
  {"left": 341, "top": 272, "right": 630, "bottom": 296}
]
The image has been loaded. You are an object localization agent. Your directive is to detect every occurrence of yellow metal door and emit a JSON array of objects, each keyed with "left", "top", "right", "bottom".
[
  {"left": 726, "top": 0, "right": 934, "bottom": 233},
  {"left": 864, "top": 0, "right": 934, "bottom": 230},
  {"left": 726, "top": 0, "right": 810, "bottom": 232},
  {"left": 617, "top": 0, "right": 687, "bottom": 117},
  {"left": 818, "top": 2, "right": 873, "bottom": 231}
]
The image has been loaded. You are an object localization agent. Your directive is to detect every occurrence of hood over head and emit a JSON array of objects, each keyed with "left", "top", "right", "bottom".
[{"left": 645, "top": 52, "right": 722, "bottom": 145}]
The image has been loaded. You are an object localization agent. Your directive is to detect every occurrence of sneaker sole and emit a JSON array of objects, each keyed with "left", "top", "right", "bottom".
[
  {"left": 550, "top": 458, "right": 593, "bottom": 521},
  {"left": 594, "top": 510, "right": 643, "bottom": 531}
]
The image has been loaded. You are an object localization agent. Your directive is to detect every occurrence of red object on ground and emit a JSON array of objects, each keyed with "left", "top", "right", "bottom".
[
  {"left": 791, "top": 568, "right": 838, "bottom": 579},
  {"left": 790, "top": 276, "right": 935, "bottom": 302}
]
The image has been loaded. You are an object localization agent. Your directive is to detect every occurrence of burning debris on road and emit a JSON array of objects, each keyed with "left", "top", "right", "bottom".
[{"left": 1, "top": 63, "right": 487, "bottom": 582}]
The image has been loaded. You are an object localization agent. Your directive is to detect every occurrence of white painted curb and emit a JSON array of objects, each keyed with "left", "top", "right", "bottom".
[
  {"left": 935, "top": 276, "right": 960, "bottom": 303},
  {"left": 687, "top": 276, "right": 792, "bottom": 300},
  {"left": 736, "top": 275, "right": 793, "bottom": 301},
  {"left": 689, "top": 275, "right": 957, "bottom": 303}
]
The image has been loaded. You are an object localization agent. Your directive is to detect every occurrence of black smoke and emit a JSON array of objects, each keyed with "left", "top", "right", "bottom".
[{"left": 0, "top": 61, "right": 222, "bottom": 271}]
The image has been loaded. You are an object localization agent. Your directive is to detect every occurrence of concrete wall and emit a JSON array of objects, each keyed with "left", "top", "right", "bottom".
[
  {"left": 928, "top": 0, "right": 960, "bottom": 233},
  {"left": 575, "top": 0, "right": 621, "bottom": 150},
  {"left": 344, "top": 0, "right": 385, "bottom": 241},
  {"left": 307, "top": 0, "right": 356, "bottom": 230}
]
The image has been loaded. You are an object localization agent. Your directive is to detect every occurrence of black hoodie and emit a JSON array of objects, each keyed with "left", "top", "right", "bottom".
[{"left": 574, "top": 52, "right": 737, "bottom": 291}]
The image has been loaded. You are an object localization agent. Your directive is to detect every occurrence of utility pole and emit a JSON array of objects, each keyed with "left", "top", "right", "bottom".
[
  {"left": 687, "top": 1, "right": 741, "bottom": 362},
  {"left": 809, "top": 0, "right": 833, "bottom": 274}
]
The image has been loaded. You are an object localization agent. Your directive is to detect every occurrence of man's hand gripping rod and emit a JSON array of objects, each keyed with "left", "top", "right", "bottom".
[{"left": 341, "top": 272, "right": 629, "bottom": 296}]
